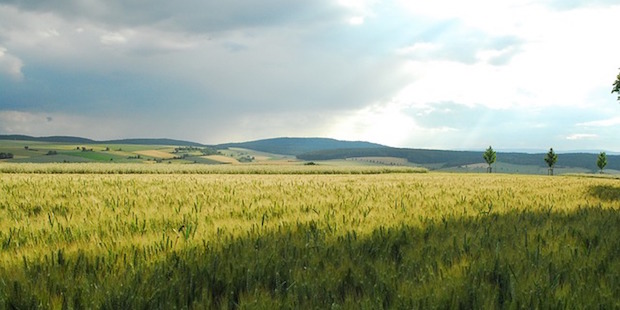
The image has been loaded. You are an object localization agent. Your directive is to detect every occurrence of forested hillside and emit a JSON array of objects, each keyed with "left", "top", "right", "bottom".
[
  {"left": 296, "top": 148, "right": 620, "bottom": 171},
  {"left": 216, "top": 137, "right": 384, "bottom": 155}
]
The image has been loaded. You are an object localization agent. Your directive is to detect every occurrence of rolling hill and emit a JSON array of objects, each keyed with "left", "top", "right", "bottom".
[
  {"left": 213, "top": 138, "right": 619, "bottom": 173},
  {"left": 215, "top": 137, "right": 385, "bottom": 156},
  {"left": 0, "top": 135, "right": 204, "bottom": 147},
  {"left": 1, "top": 135, "right": 617, "bottom": 173},
  {"left": 0, "top": 135, "right": 213, "bottom": 164}
]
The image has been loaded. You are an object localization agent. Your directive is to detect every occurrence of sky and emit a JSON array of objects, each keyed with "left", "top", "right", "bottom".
[{"left": 0, "top": 0, "right": 619, "bottom": 151}]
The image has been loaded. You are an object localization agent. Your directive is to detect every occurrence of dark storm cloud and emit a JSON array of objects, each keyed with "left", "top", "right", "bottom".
[
  {"left": 0, "top": 1, "right": 414, "bottom": 118},
  {"left": 0, "top": 0, "right": 344, "bottom": 32}
]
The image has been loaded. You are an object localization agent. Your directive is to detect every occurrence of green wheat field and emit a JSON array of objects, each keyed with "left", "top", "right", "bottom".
[{"left": 0, "top": 164, "right": 618, "bottom": 308}]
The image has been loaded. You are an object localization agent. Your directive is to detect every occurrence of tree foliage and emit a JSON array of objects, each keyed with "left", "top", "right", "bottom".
[
  {"left": 0, "top": 152, "right": 14, "bottom": 159},
  {"left": 482, "top": 146, "right": 496, "bottom": 173},
  {"left": 544, "top": 148, "right": 558, "bottom": 168},
  {"left": 597, "top": 152, "right": 607, "bottom": 173},
  {"left": 613, "top": 69, "right": 620, "bottom": 101},
  {"left": 544, "top": 148, "right": 558, "bottom": 175}
]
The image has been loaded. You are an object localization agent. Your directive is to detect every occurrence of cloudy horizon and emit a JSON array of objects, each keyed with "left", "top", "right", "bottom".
[{"left": 1, "top": 1, "right": 619, "bottom": 151}]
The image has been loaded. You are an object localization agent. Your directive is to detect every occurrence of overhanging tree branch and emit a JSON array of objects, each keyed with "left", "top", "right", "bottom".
[{"left": 613, "top": 68, "right": 620, "bottom": 102}]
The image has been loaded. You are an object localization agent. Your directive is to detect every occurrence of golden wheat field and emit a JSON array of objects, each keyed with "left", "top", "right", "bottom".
[{"left": 0, "top": 166, "right": 618, "bottom": 308}]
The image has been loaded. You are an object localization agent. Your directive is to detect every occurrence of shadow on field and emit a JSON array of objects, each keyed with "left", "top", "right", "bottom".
[
  {"left": 3, "top": 208, "right": 619, "bottom": 309},
  {"left": 588, "top": 185, "right": 620, "bottom": 201}
]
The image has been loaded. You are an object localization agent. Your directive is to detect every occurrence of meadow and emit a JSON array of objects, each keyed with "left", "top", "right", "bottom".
[{"left": 0, "top": 164, "right": 618, "bottom": 308}]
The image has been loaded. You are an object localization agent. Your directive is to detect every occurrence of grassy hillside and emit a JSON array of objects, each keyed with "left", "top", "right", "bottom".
[
  {"left": 104, "top": 138, "right": 204, "bottom": 147},
  {"left": 0, "top": 139, "right": 219, "bottom": 164}
]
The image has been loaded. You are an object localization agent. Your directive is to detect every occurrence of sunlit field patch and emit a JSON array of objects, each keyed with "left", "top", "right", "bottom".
[
  {"left": 0, "top": 166, "right": 618, "bottom": 308},
  {"left": 202, "top": 155, "right": 240, "bottom": 164},
  {"left": 133, "top": 150, "right": 177, "bottom": 159}
]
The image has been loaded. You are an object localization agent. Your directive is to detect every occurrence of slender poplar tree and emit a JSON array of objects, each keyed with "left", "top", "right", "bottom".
[
  {"left": 597, "top": 152, "right": 607, "bottom": 174},
  {"left": 613, "top": 68, "right": 620, "bottom": 101},
  {"left": 483, "top": 146, "right": 496, "bottom": 173},
  {"left": 544, "top": 148, "right": 558, "bottom": 175}
]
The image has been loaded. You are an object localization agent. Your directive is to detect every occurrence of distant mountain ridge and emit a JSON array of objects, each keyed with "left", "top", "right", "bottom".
[
  {"left": 0, "top": 135, "right": 204, "bottom": 147},
  {"left": 0, "top": 135, "right": 96, "bottom": 144},
  {"left": 216, "top": 137, "right": 385, "bottom": 155}
]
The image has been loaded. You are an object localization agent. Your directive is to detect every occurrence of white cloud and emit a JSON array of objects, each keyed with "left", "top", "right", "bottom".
[
  {"left": 396, "top": 42, "right": 440, "bottom": 57},
  {"left": 337, "top": 0, "right": 376, "bottom": 15},
  {"left": 0, "top": 47, "right": 24, "bottom": 80},
  {"left": 395, "top": 4, "right": 620, "bottom": 111},
  {"left": 566, "top": 133, "right": 598, "bottom": 140},
  {"left": 347, "top": 16, "right": 365, "bottom": 25},
  {"left": 396, "top": 60, "right": 527, "bottom": 109},
  {"left": 578, "top": 117, "right": 620, "bottom": 128},
  {"left": 396, "top": 0, "right": 553, "bottom": 38},
  {"left": 38, "top": 28, "right": 60, "bottom": 38},
  {"left": 476, "top": 46, "right": 521, "bottom": 65},
  {"left": 100, "top": 32, "right": 128, "bottom": 45},
  {"left": 337, "top": 0, "right": 377, "bottom": 26}
]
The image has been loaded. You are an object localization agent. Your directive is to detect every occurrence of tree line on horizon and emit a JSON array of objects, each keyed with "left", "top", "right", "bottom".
[{"left": 483, "top": 146, "right": 608, "bottom": 175}]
